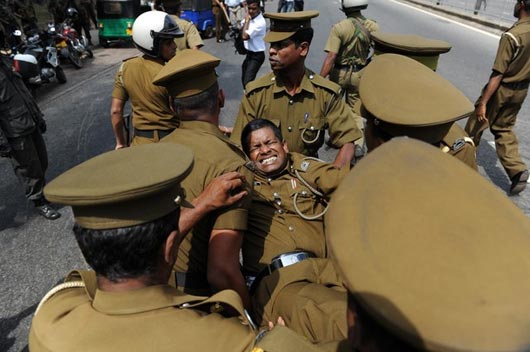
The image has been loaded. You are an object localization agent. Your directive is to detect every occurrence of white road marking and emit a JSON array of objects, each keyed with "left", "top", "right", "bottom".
[{"left": 389, "top": 0, "right": 501, "bottom": 39}]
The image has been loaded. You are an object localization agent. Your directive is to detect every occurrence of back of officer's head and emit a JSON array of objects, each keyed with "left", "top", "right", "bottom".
[
  {"left": 152, "top": 49, "right": 222, "bottom": 118},
  {"left": 326, "top": 138, "right": 530, "bottom": 352},
  {"left": 44, "top": 144, "right": 193, "bottom": 282}
]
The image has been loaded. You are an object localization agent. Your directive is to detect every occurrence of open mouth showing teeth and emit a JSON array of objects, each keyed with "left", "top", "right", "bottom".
[{"left": 260, "top": 156, "right": 277, "bottom": 165}]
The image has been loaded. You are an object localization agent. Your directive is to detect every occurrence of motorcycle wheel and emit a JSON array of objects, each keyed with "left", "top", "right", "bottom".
[
  {"left": 68, "top": 45, "right": 83, "bottom": 69},
  {"left": 56, "top": 66, "right": 67, "bottom": 83}
]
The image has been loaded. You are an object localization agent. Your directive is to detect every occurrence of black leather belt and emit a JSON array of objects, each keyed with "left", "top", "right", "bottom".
[
  {"left": 134, "top": 128, "right": 175, "bottom": 139},
  {"left": 334, "top": 63, "right": 365, "bottom": 72},
  {"left": 248, "top": 250, "right": 316, "bottom": 295},
  {"left": 502, "top": 80, "right": 530, "bottom": 90}
]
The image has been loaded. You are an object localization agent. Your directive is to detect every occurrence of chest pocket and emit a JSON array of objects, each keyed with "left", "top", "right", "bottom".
[
  {"left": 288, "top": 172, "right": 329, "bottom": 220},
  {"left": 299, "top": 114, "right": 327, "bottom": 148}
]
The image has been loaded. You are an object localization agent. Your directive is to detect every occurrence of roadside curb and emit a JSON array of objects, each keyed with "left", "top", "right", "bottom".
[{"left": 400, "top": 0, "right": 510, "bottom": 32}]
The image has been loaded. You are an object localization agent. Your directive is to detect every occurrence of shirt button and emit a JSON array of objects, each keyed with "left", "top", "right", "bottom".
[
  {"left": 277, "top": 209, "right": 284, "bottom": 214},
  {"left": 287, "top": 126, "right": 292, "bottom": 132},
  {"left": 309, "top": 74, "right": 314, "bottom": 79},
  {"left": 288, "top": 225, "right": 294, "bottom": 231},
  {"left": 289, "top": 100, "right": 293, "bottom": 105}
]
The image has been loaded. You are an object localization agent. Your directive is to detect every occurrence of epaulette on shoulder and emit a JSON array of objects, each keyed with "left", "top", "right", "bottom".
[
  {"left": 35, "top": 280, "right": 86, "bottom": 315},
  {"left": 244, "top": 73, "right": 276, "bottom": 95},
  {"left": 308, "top": 72, "right": 342, "bottom": 95},
  {"left": 122, "top": 55, "right": 140, "bottom": 62}
]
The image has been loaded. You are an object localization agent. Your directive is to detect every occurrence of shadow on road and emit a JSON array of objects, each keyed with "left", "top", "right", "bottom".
[
  {"left": 476, "top": 140, "right": 511, "bottom": 191},
  {"left": 0, "top": 303, "right": 37, "bottom": 351}
]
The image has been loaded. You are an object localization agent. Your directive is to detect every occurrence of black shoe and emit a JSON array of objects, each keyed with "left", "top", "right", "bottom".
[
  {"left": 36, "top": 204, "right": 61, "bottom": 220},
  {"left": 509, "top": 170, "right": 529, "bottom": 196}
]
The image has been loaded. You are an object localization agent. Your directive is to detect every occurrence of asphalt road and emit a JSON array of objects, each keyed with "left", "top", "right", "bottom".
[{"left": 1, "top": 0, "right": 529, "bottom": 350}]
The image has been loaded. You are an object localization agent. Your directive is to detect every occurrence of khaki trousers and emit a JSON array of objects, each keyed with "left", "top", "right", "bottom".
[
  {"left": 465, "top": 84, "right": 528, "bottom": 179},
  {"left": 329, "top": 67, "right": 364, "bottom": 147},
  {"left": 252, "top": 258, "right": 347, "bottom": 345}
]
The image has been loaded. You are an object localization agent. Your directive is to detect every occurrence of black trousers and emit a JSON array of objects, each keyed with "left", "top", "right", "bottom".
[
  {"left": 8, "top": 129, "right": 48, "bottom": 205},
  {"left": 242, "top": 50, "right": 265, "bottom": 88}
]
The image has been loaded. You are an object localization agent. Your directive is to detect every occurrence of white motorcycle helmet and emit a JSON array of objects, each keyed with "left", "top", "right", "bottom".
[
  {"left": 342, "top": 0, "right": 368, "bottom": 11},
  {"left": 132, "top": 11, "right": 183, "bottom": 58}
]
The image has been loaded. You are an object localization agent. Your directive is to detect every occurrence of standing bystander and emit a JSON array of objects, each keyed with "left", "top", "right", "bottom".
[
  {"left": 241, "top": 0, "right": 266, "bottom": 88},
  {"left": 225, "top": 0, "right": 244, "bottom": 29},
  {"left": 0, "top": 54, "right": 60, "bottom": 220}
]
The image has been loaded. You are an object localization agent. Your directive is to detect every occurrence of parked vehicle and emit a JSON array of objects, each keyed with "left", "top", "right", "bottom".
[
  {"left": 180, "top": 0, "right": 215, "bottom": 39},
  {"left": 96, "top": 0, "right": 151, "bottom": 48},
  {"left": 13, "top": 29, "right": 66, "bottom": 97},
  {"left": 56, "top": 10, "right": 93, "bottom": 69}
]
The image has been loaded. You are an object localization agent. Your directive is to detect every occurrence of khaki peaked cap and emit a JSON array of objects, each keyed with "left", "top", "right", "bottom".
[
  {"left": 359, "top": 54, "right": 473, "bottom": 143},
  {"left": 153, "top": 49, "right": 220, "bottom": 98},
  {"left": 372, "top": 32, "right": 451, "bottom": 70},
  {"left": 326, "top": 138, "right": 530, "bottom": 351},
  {"left": 264, "top": 10, "right": 319, "bottom": 43},
  {"left": 44, "top": 144, "right": 193, "bottom": 229}
]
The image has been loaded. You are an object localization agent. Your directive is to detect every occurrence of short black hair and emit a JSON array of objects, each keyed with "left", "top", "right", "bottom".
[
  {"left": 246, "top": 0, "right": 260, "bottom": 6},
  {"left": 291, "top": 28, "right": 314, "bottom": 46},
  {"left": 241, "top": 118, "right": 283, "bottom": 156},
  {"left": 74, "top": 210, "right": 179, "bottom": 282},
  {"left": 173, "top": 82, "right": 219, "bottom": 117}
]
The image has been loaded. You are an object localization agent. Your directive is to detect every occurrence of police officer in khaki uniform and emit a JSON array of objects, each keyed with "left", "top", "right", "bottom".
[
  {"left": 231, "top": 11, "right": 362, "bottom": 169},
  {"left": 110, "top": 11, "right": 183, "bottom": 149},
  {"left": 240, "top": 119, "right": 350, "bottom": 345},
  {"left": 320, "top": 0, "right": 378, "bottom": 157},
  {"left": 153, "top": 50, "right": 254, "bottom": 309},
  {"left": 326, "top": 138, "right": 530, "bottom": 351},
  {"left": 359, "top": 54, "right": 478, "bottom": 170},
  {"left": 28, "top": 143, "right": 259, "bottom": 351},
  {"left": 465, "top": 0, "right": 530, "bottom": 195},
  {"left": 161, "top": 0, "right": 204, "bottom": 50}
]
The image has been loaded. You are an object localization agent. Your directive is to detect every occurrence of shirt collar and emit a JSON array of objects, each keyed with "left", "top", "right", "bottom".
[
  {"left": 92, "top": 285, "right": 192, "bottom": 315},
  {"left": 272, "top": 69, "right": 316, "bottom": 95}
]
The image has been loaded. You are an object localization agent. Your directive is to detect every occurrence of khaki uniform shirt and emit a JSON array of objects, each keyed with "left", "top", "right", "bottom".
[
  {"left": 29, "top": 271, "right": 256, "bottom": 352},
  {"left": 324, "top": 16, "right": 373, "bottom": 67},
  {"left": 172, "top": 15, "right": 204, "bottom": 50},
  {"left": 243, "top": 153, "right": 350, "bottom": 273},
  {"left": 493, "top": 17, "right": 530, "bottom": 83},
  {"left": 112, "top": 56, "right": 177, "bottom": 131},
  {"left": 231, "top": 70, "right": 362, "bottom": 157},
  {"left": 162, "top": 121, "right": 253, "bottom": 291}
]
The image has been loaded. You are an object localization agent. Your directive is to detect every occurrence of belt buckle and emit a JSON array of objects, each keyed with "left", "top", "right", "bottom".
[{"left": 279, "top": 252, "right": 303, "bottom": 267}]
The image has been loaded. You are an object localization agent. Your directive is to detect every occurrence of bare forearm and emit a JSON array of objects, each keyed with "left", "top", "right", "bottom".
[
  {"left": 209, "top": 268, "right": 251, "bottom": 310},
  {"left": 333, "top": 142, "right": 354, "bottom": 168},
  {"left": 320, "top": 52, "right": 337, "bottom": 78},
  {"left": 478, "top": 72, "right": 503, "bottom": 107},
  {"left": 110, "top": 98, "right": 126, "bottom": 149}
]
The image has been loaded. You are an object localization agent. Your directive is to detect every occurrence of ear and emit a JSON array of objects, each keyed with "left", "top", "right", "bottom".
[
  {"left": 299, "top": 41, "right": 310, "bottom": 58},
  {"left": 218, "top": 89, "right": 225, "bottom": 109},
  {"left": 163, "top": 230, "right": 180, "bottom": 265}
]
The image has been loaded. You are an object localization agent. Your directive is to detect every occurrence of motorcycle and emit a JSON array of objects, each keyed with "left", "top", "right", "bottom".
[
  {"left": 56, "top": 8, "right": 93, "bottom": 69},
  {"left": 13, "top": 28, "right": 67, "bottom": 97}
]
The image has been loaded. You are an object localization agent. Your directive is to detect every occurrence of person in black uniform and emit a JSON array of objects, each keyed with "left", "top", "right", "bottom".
[{"left": 0, "top": 55, "right": 60, "bottom": 220}]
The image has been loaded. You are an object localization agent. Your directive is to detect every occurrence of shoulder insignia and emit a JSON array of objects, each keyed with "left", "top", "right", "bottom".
[
  {"left": 35, "top": 281, "right": 86, "bottom": 315},
  {"left": 244, "top": 73, "right": 276, "bottom": 95},
  {"left": 504, "top": 32, "right": 521, "bottom": 59},
  {"left": 300, "top": 160, "right": 310, "bottom": 172},
  {"left": 308, "top": 72, "right": 341, "bottom": 94}
]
